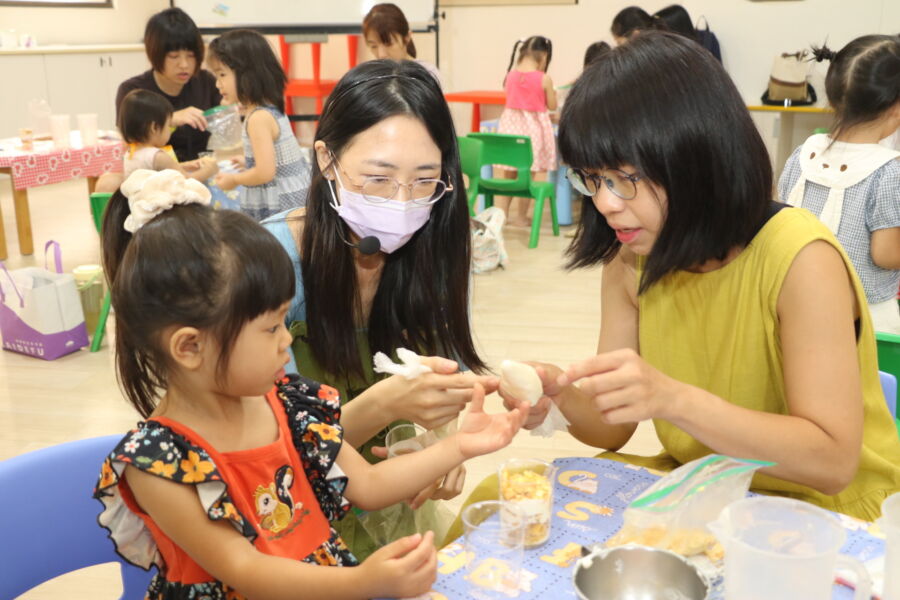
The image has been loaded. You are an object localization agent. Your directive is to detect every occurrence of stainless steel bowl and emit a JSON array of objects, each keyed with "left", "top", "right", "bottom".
[{"left": 573, "top": 545, "right": 710, "bottom": 600}]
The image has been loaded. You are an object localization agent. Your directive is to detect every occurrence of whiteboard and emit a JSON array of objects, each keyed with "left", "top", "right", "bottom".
[{"left": 172, "top": 0, "right": 437, "bottom": 33}]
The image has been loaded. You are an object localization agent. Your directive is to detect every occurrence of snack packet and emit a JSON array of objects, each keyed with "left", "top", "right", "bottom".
[{"left": 606, "top": 455, "right": 773, "bottom": 560}]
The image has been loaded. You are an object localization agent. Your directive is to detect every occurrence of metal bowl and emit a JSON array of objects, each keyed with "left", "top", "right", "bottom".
[{"left": 573, "top": 545, "right": 710, "bottom": 600}]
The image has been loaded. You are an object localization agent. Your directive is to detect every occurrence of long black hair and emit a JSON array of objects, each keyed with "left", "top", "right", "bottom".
[
  {"left": 504, "top": 36, "right": 553, "bottom": 85},
  {"left": 559, "top": 32, "right": 772, "bottom": 294},
  {"left": 144, "top": 7, "right": 204, "bottom": 74},
  {"left": 208, "top": 29, "right": 288, "bottom": 113},
  {"left": 812, "top": 34, "right": 900, "bottom": 139},
  {"left": 610, "top": 6, "right": 656, "bottom": 40},
  {"left": 102, "top": 180, "right": 295, "bottom": 417},
  {"left": 301, "top": 59, "right": 485, "bottom": 380},
  {"left": 653, "top": 5, "right": 697, "bottom": 41}
]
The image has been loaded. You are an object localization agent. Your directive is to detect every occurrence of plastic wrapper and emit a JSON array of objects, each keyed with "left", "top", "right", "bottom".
[
  {"left": 606, "top": 454, "right": 772, "bottom": 559},
  {"left": 204, "top": 105, "right": 242, "bottom": 152}
]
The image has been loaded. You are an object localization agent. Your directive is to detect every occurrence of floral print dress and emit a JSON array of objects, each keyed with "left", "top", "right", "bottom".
[{"left": 94, "top": 375, "right": 357, "bottom": 599}]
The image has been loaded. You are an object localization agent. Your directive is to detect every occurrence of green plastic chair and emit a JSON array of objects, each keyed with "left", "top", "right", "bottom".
[
  {"left": 876, "top": 331, "right": 900, "bottom": 437},
  {"left": 88, "top": 192, "right": 113, "bottom": 353},
  {"left": 457, "top": 136, "right": 484, "bottom": 216},
  {"left": 466, "top": 132, "right": 559, "bottom": 249}
]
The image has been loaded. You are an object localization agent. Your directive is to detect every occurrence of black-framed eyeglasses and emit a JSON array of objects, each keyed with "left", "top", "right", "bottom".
[
  {"left": 333, "top": 157, "right": 453, "bottom": 206},
  {"left": 566, "top": 167, "right": 643, "bottom": 200}
]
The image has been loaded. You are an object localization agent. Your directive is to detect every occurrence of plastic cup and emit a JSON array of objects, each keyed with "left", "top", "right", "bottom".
[
  {"left": 880, "top": 493, "right": 900, "bottom": 600},
  {"left": 462, "top": 500, "right": 526, "bottom": 600},
  {"left": 73, "top": 265, "right": 103, "bottom": 336},
  {"left": 49, "top": 114, "right": 70, "bottom": 148},
  {"left": 384, "top": 423, "right": 437, "bottom": 458},
  {"left": 19, "top": 128, "right": 34, "bottom": 151},
  {"left": 498, "top": 458, "right": 556, "bottom": 547},
  {"left": 76, "top": 113, "right": 98, "bottom": 146}
]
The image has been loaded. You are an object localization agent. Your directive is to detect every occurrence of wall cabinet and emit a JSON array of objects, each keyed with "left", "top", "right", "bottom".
[{"left": 0, "top": 46, "right": 147, "bottom": 138}]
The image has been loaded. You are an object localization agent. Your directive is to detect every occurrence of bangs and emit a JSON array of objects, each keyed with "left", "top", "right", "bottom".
[{"left": 161, "top": 29, "right": 202, "bottom": 56}]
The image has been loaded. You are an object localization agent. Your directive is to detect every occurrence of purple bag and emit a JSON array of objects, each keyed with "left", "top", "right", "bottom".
[{"left": 0, "top": 241, "right": 89, "bottom": 360}]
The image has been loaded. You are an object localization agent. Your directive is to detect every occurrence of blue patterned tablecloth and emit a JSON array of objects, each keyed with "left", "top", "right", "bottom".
[{"left": 410, "top": 457, "right": 885, "bottom": 600}]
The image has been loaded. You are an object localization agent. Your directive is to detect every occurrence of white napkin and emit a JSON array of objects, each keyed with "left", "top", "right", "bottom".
[{"left": 372, "top": 347, "right": 433, "bottom": 380}]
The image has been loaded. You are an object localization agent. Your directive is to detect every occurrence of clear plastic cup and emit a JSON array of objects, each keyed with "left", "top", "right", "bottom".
[
  {"left": 384, "top": 423, "right": 437, "bottom": 458},
  {"left": 462, "top": 500, "right": 526, "bottom": 600},
  {"left": 879, "top": 493, "right": 900, "bottom": 600},
  {"left": 498, "top": 458, "right": 556, "bottom": 547}
]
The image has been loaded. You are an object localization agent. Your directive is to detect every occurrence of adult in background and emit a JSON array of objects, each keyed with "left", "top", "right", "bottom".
[
  {"left": 116, "top": 7, "right": 221, "bottom": 161},
  {"left": 363, "top": 3, "right": 442, "bottom": 86}
]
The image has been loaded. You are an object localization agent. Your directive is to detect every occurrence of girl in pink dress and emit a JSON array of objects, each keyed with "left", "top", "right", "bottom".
[{"left": 496, "top": 36, "right": 557, "bottom": 227}]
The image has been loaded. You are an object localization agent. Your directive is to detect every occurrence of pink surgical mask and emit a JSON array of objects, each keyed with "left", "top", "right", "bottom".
[{"left": 327, "top": 171, "right": 434, "bottom": 254}]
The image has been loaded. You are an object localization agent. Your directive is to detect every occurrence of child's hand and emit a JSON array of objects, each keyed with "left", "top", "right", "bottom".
[
  {"left": 230, "top": 155, "right": 246, "bottom": 169},
  {"left": 215, "top": 172, "right": 238, "bottom": 191},
  {"left": 181, "top": 159, "right": 201, "bottom": 172},
  {"left": 457, "top": 383, "right": 526, "bottom": 459},
  {"left": 358, "top": 531, "right": 437, "bottom": 598}
]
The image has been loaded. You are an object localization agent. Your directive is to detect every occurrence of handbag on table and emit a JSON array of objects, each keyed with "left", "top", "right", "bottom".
[{"left": 761, "top": 50, "right": 817, "bottom": 106}]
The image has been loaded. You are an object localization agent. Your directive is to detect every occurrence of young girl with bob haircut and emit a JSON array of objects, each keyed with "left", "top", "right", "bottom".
[
  {"left": 779, "top": 34, "right": 900, "bottom": 333},
  {"left": 263, "top": 59, "right": 491, "bottom": 558},
  {"left": 209, "top": 29, "right": 310, "bottom": 220},
  {"left": 466, "top": 31, "right": 900, "bottom": 526},
  {"left": 118, "top": 89, "right": 218, "bottom": 180},
  {"left": 93, "top": 169, "right": 526, "bottom": 599}
]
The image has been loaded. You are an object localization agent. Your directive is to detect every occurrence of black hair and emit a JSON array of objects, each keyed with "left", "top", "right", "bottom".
[
  {"left": 102, "top": 187, "right": 295, "bottom": 418},
  {"left": 144, "top": 7, "right": 204, "bottom": 74},
  {"left": 117, "top": 89, "right": 173, "bottom": 144},
  {"left": 611, "top": 6, "right": 656, "bottom": 39},
  {"left": 583, "top": 41, "right": 611, "bottom": 69},
  {"left": 653, "top": 5, "right": 697, "bottom": 41},
  {"left": 504, "top": 36, "right": 553, "bottom": 85},
  {"left": 301, "top": 59, "right": 485, "bottom": 380},
  {"left": 208, "top": 29, "right": 288, "bottom": 113},
  {"left": 559, "top": 32, "right": 772, "bottom": 293},
  {"left": 812, "top": 35, "right": 900, "bottom": 139},
  {"left": 363, "top": 3, "right": 417, "bottom": 58}
]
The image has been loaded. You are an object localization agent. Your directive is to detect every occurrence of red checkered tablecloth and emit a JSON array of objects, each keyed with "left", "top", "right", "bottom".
[{"left": 0, "top": 139, "right": 124, "bottom": 190}]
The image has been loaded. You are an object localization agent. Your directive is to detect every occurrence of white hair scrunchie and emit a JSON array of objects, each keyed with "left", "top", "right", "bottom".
[{"left": 121, "top": 169, "right": 212, "bottom": 233}]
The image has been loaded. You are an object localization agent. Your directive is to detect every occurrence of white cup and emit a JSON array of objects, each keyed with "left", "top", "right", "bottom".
[
  {"left": 49, "top": 114, "right": 71, "bottom": 148},
  {"left": 77, "top": 113, "right": 98, "bottom": 146},
  {"left": 0, "top": 30, "right": 17, "bottom": 49}
]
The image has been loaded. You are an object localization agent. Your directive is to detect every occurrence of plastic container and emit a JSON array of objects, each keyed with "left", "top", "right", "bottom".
[
  {"left": 462, "top": 500, "right": 526, "bottom": 599},
  {"left": 204, "top": 105, "right": 242, "bottom": 152},
  {"left": 73, "top": 265, "right": 103, "bottom": 336},
  {"left": 709, "top": 496, "right": 872, "bottom": 600},
  {"left": 879, "top": 493, "right": 900, "bottom": 600},
  {"left": 49, "top": 114, "right": 70, "bottom": 148},
  {"left": 498, "top": 458, "right": 556, "bottom": 547},
  {"left": 76, "top": 113, "right": 98, "bottom": 146}
]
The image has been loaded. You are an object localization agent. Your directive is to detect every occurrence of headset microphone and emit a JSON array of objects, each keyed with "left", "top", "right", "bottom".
[{"left": 355, "top": 236, "right": 381, "bottom": 255}]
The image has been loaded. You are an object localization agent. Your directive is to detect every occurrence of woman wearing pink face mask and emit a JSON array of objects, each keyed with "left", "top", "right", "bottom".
[{"left": 261, "top": 60, "right": 495, "bottom": 559}]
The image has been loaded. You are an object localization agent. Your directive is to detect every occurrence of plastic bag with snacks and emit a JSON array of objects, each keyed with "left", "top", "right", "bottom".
[{"left": 606, "top": 455, "right": 772, "bottom": 559}]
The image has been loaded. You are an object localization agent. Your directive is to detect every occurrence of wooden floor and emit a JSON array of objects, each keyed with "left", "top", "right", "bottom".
[{"left": 0, "top": 179, "right": 661, "bottom": 598}]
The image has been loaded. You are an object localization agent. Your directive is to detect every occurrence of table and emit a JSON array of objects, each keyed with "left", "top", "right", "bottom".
[
  {"left": 427, "top": 457, "right": 885, "bottom": 599},
  {"left": 0, "top": 134, "right": 123, "bottom": 259},
  {"left": 746, "top": 105, "right": 833, "bottom": 177},
  {"left": 445, "top": 91, "right": 507, "bottom": 133}
]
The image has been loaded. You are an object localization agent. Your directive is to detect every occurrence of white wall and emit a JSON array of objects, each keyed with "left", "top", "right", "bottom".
[{"left": 0, "top": 0, "right": 169, "bottom": 45}]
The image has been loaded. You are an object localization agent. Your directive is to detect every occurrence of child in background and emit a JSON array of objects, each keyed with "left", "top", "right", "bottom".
[
  {"left": 94, "top": 169, "right": 527, "bottom": 600},
  {"left": 610, "top": 6, "right": 656, "bottom": 45},
  {"left": 209, "top": 29, "right": 311, "bottom": 221},
  {"left": 363, "top": 3, "right": 442, "bottom": 86},
  {"left": 495, "top": 35, "right": 557, "bottom": 227},
  {"left": 118, "top": 89, "right": 218, "bottom": 180},
  {"left": 778, "top": 35, "right": 900, "bottom": 333}
]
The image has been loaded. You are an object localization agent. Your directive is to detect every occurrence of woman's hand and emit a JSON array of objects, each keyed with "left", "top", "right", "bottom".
[
  {"left": 559, "top": 348, "right": 681, "bottom": 424},
  {"left": 379, "top": 356, "right": 499, "bottom": 430},
  {"left": 172, "top": 106, "right": 207, "bottom": 131},
  {"left": 215, "top": 172, "right": 238, "bottom": 191},
  {"left": 230, "top": 155, "right": 246, "bottom": 169},
  {"left": 500, "top": 361, "right": 565, "bottom": 430},
  {"left": 457, "top": 384, "right": 526, "bottom": 459}
]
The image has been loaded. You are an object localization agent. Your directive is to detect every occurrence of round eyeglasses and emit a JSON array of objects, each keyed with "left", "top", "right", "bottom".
[
  {"left": 334, "top": 159, "right": 452, "bottom": 206},
  {"left": 566, "top": 167, "right": 643, "bottom": 200}
]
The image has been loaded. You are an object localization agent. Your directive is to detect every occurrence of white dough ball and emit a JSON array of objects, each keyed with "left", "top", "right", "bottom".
[{"left": 500, "top": 360, "right": 543, "bottom": 406}]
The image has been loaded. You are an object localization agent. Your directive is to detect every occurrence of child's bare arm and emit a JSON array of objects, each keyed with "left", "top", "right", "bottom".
[
  {"left": 543, "top": 74, "right": 558, "bottom": 111},
  {"left": 216, "top": 110, "right": 278, "bottom": 190},
  {"left": 152, "top": 151, "right": 217, "bottom": 181},
  {"left": 125, "top": 465, "right": 434, "bottom": 599},
  {"left": 339, "top": 384, "right": 526, "bottom": 511}
]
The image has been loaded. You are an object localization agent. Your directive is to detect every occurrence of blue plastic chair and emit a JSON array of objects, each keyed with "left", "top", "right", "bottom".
[
  {"left": 0, "top": 435, "right": 154, "bottom": 599},
  {"left": 881, "top": 370, "right": 897, "bottom": 419}
]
